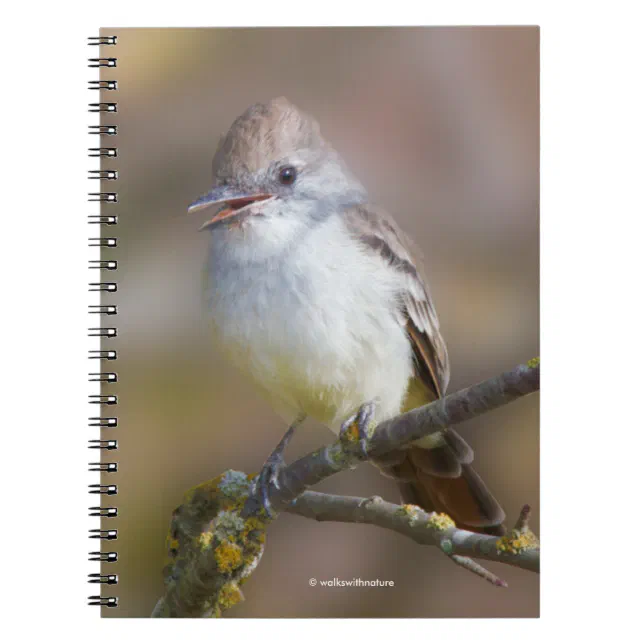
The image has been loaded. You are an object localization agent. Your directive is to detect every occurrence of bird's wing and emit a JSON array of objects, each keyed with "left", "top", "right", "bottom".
[
  {"left": 342, "top": 203, "right": 450, "bottom": 399},
  {"left": 342, "top": 205, "right": 505, "bottom": 535}
]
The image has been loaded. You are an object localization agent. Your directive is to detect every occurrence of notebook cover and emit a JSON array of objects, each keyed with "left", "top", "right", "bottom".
[{"left": 88, "top": 26, "right": 540, "bottom": 618}]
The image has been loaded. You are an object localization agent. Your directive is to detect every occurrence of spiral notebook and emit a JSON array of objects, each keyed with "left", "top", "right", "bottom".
[{"left": 88, "top": 27, "right": 540, "bottom": 618}]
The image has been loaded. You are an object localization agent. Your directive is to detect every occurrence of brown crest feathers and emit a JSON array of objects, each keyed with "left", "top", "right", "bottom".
[{"left": 212, "top": 97, "right": 324, "bottom": 178}]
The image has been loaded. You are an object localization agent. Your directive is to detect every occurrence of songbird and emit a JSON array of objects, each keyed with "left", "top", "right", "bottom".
[{"left": 189, "top": 97, "right": 506, "bottom": 535}]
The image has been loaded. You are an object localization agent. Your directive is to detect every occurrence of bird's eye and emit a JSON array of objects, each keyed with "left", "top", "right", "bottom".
[{"left": 278, "top": 166, "right": 297, "bottom": 185}]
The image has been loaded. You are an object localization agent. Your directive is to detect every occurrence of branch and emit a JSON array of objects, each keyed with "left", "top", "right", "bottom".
[
  {"left": 287, "top": 493, "right": 539, "bottom": 585},
  {"left": 152, "top": 360, "right": 540, "bottom": 617},
  {"left": 261, "top": 360, "right": 540, "bottom": 514}
]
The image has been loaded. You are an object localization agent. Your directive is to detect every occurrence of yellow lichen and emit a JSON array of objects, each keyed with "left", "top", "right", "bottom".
[
  {"left": 496, "top": 529, "right": 540, "bottom": 555},
  {"left": 163, "top": 536, "right": 181, "bottom": 570},
  {"left": 242, "top": 516, "right": 266, "bottom": 542},
  {"left": 214, "top": 539, "right": 243, "bottom": 573},
  {"left": 166, "top": 537, "right": 179, "bottom": 552},
  {"left": 427, "top": 512, "right": 456, "bottom": 531},
  {"left": 394, "top": 503, "right": 419, "bottom": 518},
  {"left": 198, "top": 531, "right": 214, "bottom": 550},
  {"left": 394, "top": 503, "right": 424, "bottom": 525},
  {"left": 527, "top": 357, "right": 540, "bottom": 368},
  {"left": 217, "top": 582, "right": 244, "bottom": 611}
]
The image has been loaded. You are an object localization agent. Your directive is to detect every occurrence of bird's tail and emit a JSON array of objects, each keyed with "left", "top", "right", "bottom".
[{"left": 375, "top": 428, "right": 506, "bottom": 536}]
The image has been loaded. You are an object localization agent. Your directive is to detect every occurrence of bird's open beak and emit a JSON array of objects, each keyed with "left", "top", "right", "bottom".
[{"left": 188, "top": 186, "right": 275, "bottom": 231}]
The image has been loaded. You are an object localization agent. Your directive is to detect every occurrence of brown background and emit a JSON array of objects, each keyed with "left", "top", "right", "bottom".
[{"left": 99, "top": 26, "right": 539, "bottom": 618}]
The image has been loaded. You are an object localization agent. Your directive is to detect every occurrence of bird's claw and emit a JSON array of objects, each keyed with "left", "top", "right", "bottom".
[
  {"left": 255, "top": 453, "right": 284, "bottom": 519},
  {"left": 254, "top": 416, "right": 303, "bottom": 518},
  {"left": 340, "top": 401, "right": 377, "bottom": 459}
]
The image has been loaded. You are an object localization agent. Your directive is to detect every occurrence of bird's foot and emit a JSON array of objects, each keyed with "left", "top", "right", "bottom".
[
  {"left": 339, "top": 401, "right": 377, "bottom": 459},
  {"left": 254, "top": 416, "right": 304, "bottom": 518}
]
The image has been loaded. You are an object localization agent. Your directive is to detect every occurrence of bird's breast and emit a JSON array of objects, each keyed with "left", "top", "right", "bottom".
[{"left": 205, "top": 217, "right": 414, "bottom": 429}]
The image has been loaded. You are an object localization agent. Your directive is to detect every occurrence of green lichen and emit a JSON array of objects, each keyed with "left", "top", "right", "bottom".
[
  {"left": 440, "top": 538, "right": 454, "bottom": 555},
  {"left": 218, "top": 470, "right": 252, "bottom": 500},
  {"left": 213, "top": 510, "right": 246, "bottom": 539}
]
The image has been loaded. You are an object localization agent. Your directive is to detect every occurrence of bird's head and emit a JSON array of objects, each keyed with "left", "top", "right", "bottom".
[{"left": 188, "top": 97, "right": 365, "bottom": 262}]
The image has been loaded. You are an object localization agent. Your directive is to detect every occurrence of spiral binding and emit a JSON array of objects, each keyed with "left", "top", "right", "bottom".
[
  {"left": 88, "top": 34, "right": 118, "bottom": 609},
  {"left": 88, "top": 148, "right": 118, "bottom": 158}
]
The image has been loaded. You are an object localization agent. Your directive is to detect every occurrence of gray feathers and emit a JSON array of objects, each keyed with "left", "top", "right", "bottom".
[{"left": 342, "top": 203, "right": 450, "bottom": 398}]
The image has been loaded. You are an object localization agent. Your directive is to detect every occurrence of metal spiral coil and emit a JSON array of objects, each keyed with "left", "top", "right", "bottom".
[
  {"left": 88, "top": 57, "right": 117, "bottom": 68},
  {"left": 89, "top": 305, "right": 117, "bottom": 315},
  {"left": 89, "top": 394, "right": 118, "bottom": 405},
  {"left": 88, "top": 573, "right": 118, "bottom": 584},
  {"left": 89, "top": 439, "right": 118, "bottom": 450},
  {"left": 88, "top": 147, "right": 118, "bottom": 158},
  {"left": 89, "top": 551, "right": 118, "bottom": 562},
  {"left": 89, "top": 170, "right": 118, "bottom": 180},
  {"left": 88, "top": 192, "right": 118, "bottom": 203},
  {"left": 89, "top": 484, "right": 118, "bottom": 495},
  {"left": 90, "top": 529, "right": 118, "bottom": 540},
  {"left": 89, "top": 416, "right": 118, "bottom": 427},
  {"left": 88, "top": 372, "right": 117, "bottom": 383},
  {"left": 88, "top": 238, "right": 117, "bottom": 248},
  {"left": 89, "top": 507, "right": 118, "bottom": 518},
  {"left": 88, "top": 327, "right": 117, "bottom": 338},
  {"left": 88, "top": 596, "right": 118, "bottom": 607},
  {"left": 88, "top": 283, "right": 117, "bottom": 295},
  {"left": 88, "top": 33, "right": 119, "bottom": 609},
  {"left": 89, "top": 103, "right": 118, "bottom": 113},
  {"left": 88, "top": 36, "right": 117, "bottom": 46},
  {"left": 88, "top": 80, "right": 118, "bottom": 91},
  {"left": 89, "top": 125, "right": 118, "bottom": 135},
  {"left": 88, "top": 349, "right": 117, "bottom": 360},
  {"left": 89, "top": 462, "right": 118, "bottom": 473}
]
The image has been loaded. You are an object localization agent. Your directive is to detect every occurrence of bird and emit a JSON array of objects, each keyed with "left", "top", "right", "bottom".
[{"left": 188, "top": 97, "right": 506, "bottom": 536}]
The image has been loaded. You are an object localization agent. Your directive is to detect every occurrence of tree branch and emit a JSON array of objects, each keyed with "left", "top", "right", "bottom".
[
  {"left": 287, "top": 492, "right": 539, "bottom": 585},
  {"left": 152, "top": 359, "right": 540, "bottom": 617},
  {"left": 260, "top": 360, "right": 540, "bottom": 514}
]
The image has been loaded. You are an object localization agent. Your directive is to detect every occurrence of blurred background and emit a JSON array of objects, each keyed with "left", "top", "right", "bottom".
[{"left": 99, "top": 27, "right": 539, "bottom": 618}]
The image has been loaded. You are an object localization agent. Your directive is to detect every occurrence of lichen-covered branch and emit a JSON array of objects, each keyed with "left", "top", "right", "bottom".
[
  {"left": 152, "top": 471, "right": 267, "bottom": 618},
  {"left": 152, "top": 360, "right": 540, "bottom": 617},
  {"left": 287, "top": 492, "right": 539, "bottom": 585}
]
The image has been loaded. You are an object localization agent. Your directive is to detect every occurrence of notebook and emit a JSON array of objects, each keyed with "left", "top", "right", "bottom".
[{"left": 88, "top": 27, "right": 539, "bottom": 618}]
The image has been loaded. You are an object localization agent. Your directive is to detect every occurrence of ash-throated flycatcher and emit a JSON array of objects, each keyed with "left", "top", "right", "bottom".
[{"left": 189, "top": 97, "right": 505, "bottom": 535}]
